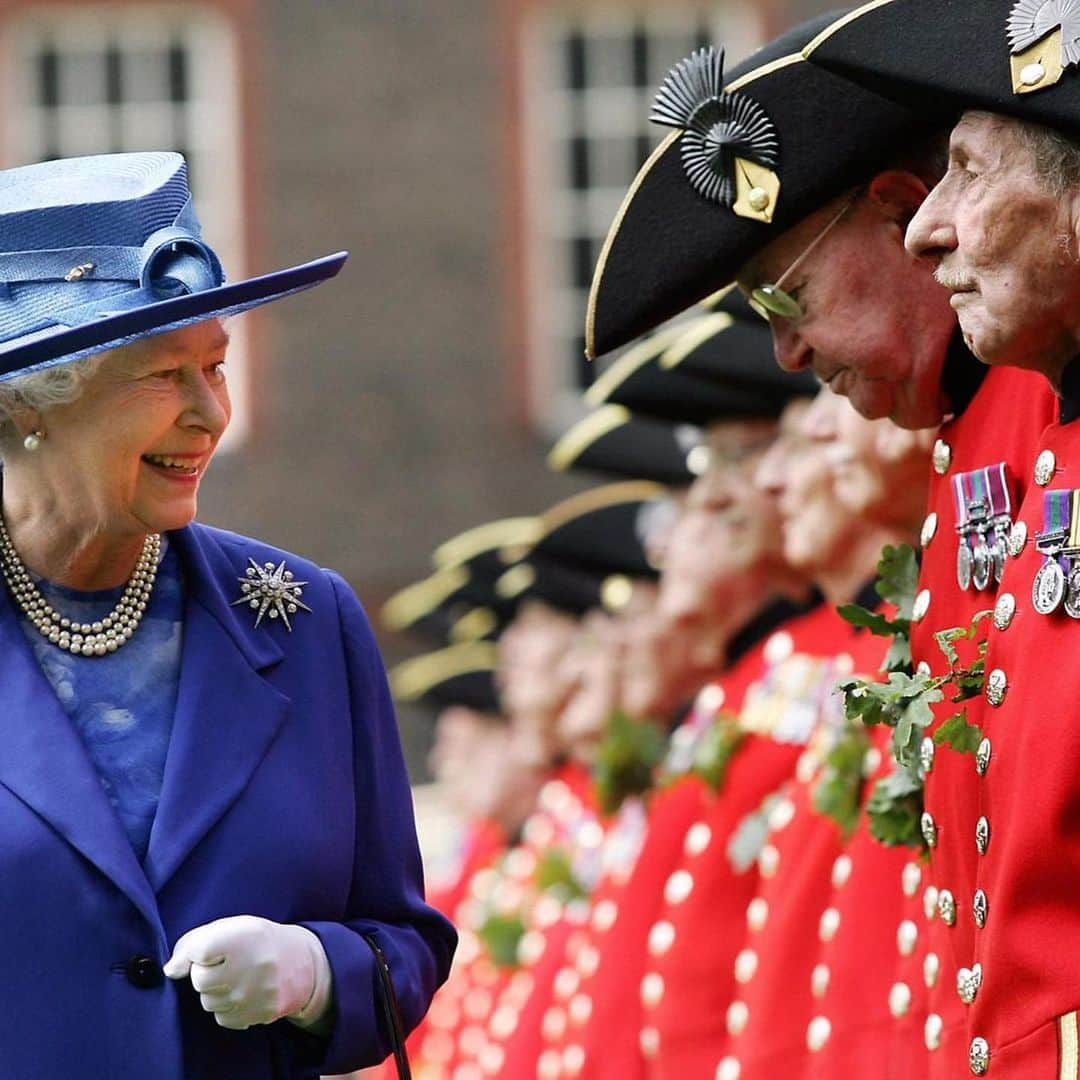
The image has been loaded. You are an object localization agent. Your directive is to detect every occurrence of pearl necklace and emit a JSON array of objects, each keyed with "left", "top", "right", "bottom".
[{"left": 0, "top": 517, "right": 161, "bottom": 657}]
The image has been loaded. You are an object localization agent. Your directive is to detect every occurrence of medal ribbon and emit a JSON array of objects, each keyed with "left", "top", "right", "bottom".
[
  {"left": 1042, "top": 489, "right": 1072, "bottom": 572},
  {"left": 1070, "top": 491, "right": 1080, "bottom": 550},
  {"left": 984, "top": 463, "right": 1012, "bottom": 520}
]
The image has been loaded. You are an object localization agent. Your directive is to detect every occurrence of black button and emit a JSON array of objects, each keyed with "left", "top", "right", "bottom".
[{"left": 125, "top": 955, "right": 162, "bottom": 988}]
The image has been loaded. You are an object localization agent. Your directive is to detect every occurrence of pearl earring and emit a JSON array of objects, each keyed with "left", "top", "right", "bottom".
[{"left": 22, "top": 430, "right": 44, "bottom": 452}]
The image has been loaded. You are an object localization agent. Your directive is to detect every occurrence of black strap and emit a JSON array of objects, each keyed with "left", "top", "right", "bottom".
[{"left": 361, "top": 933, "right": 412, "bottom": 1080}]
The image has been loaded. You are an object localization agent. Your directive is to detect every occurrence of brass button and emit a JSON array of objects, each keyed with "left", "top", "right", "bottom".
[
  {"left": 639, "top": 1027, "right": 660, "bottom": 1059},
  {"left": 640, "top": 972, "right": 664, "bottom": 1007},
  {"left": 746, "top": 898, "right": 769, "bottom": 932},
  {"left": 759, "top": 844, "right": 780, "bottom": 878},
  {"left": 831, "top": 854, "right": 853, "bottom": 888},
  {"left": 717, "top": 1056, "right": 742, "bottom": 1080},
  {"left": 818, "top": 907, "right": 841, "bottom": 942},
  {"left": 920, "top": 736, "right": 935, "bottom": 774},
  {"left": 684, "top": 822, "right": 712, "bottom": 857},
  {"left": 993, "top": 593, "right": 1016, "bottom": 631},
  {"left": 921, "top": 512, "right": 939, "bottom": 547},
  {"left": 768, "top": 797, "right": 796, "bottom": 832},
  {"left": 985, "top": 669, "right": 1007, "bottom": 707},
  {"left": 902, "top": 862, "right": 922, "bottom": 897},
  {"left": 807, "top": 1016, "right": 832, "bottom": 1052},
  {"left": 1021, "top": 61, "right": 1046, "bottom": 85},
  {"left": 1008, "top": 520, "right": 1028, "bottom": 557},
  {"left": 976, "top": 816, "right": 991, "bottom": 855},
  {"left": 924, "top": 951, "right": 940, "bottom": 988},
  {"left": 727, "top": 1000, "right": 749, "bottom": 1036},
  {"left": 970, "top": 1036, "right": 990, "bottom": 1075},
  {"left": 734, "top": 948, "right": 759, "bottom": 984},
  {"left": 811, "top": 963, "right": 830, "bottom": 999},
  {"left": 664, "top": 870, "right": 694, "bottom": 906},
  {"left": 913, "top": 589, "right": 931, "bottom": 622},
  {"left": 748, "top": 186, "right": 770, "bottom": 212},
  {"left": 648, "top": 920, "right": 676, "bottom": 958},
  {"left": 933, "top": 439, "right": 952, "bottom": 475},
  {"left": 889, "top": 981, "right": 912, "bottom": 1018},
  {"left": 925, "top": 1013, "right": 944, "bottom": 1051},
  {"left": 1035, "top": 449, "right": 1057, "bottom": 486},
  {"left": 974, "top": 890, "right": 989, "bottom": 928},
  {"left": 897, "top": 919, "right": 918, "bottom": 957},
  {"left": 957, "top": 963, "right": 983, "bottom": 1005},
  {"left": 921, "top": 812, "right": 938, "bottom": 849},
  {"left": 938, "top": 889, "right": 957, "bottom": 927},
  {"left": 924, "top": 884, "right": 940, "bottom": 920},
  {"left": 976, "top": 737, "right": 992, "bottom": 777}
]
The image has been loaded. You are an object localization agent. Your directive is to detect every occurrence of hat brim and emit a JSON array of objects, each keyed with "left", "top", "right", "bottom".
[{"left": 0, "top": 251, "right": 347, "bottom": 382}]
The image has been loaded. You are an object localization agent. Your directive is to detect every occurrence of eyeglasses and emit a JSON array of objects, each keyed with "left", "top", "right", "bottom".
[{"left": 749, "top": 192, "right": 860, "bottom": 323}]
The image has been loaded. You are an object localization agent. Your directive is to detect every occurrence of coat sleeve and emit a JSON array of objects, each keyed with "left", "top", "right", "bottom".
[{"left": 295, "top": 571, "right": 457, "bottom": 1073}]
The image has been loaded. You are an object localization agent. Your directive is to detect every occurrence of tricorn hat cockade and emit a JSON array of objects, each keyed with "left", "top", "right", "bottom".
[
  {"left": 803, "top": 0, "right": 1080, "bottom": 132},
  {"left": 585, "top": 10, "right": 935, "bottom": 360},
  {"left": 0, "top": 151, "right": 346, "bottom": 381}
]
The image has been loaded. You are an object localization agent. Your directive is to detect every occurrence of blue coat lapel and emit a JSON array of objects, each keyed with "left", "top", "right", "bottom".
[
  {"left": 0, "top": 588, "right": 161, "bottom": 929},
  {"left": 144, "top": 525, "right": 291, "bottom": 894}
]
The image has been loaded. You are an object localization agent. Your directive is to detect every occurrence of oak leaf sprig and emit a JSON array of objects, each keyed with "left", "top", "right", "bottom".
[{"left": 593, "top": 710, "right": 667, "bottom": 815}]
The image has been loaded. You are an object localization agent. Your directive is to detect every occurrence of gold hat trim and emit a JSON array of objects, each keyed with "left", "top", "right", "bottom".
[
  {"left": 380, "top": 565, "right": 469, "bottom": 631},
  {"left": 547, "top": 404, "right": 633, "bottom": 473},
  {"left": 449, "top": 606, "right": 500, "bottom": 644},
  {"left": 802, "top": 0, "right": 898, "bottom": 59},
  {"left": 388, "top": 641, "right": 498, "bottom": 703},
  {"left": 701, "top": 282, "right": 739, "bottom": 310},
  {"left": 660, "top": 312, "right": 736, "bottom": 370},
  {"left": 583, "top": 324, "right": 687, "bottom": 408},
  {"left": 585, "top": 53, "right": 804, "bottom": 361},
  {"left": 496, "top": 563, "right": 537, "bottom": 600},
  {"left": 538, "top": 479, "right": 667, "bottom": 537},
  {"left": 433, "top": 517, "right": 542, "bottom": 570}
]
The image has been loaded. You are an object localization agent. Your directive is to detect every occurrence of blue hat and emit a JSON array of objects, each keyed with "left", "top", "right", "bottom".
[{"left": 0, "top": 151, "right": 347, "bottom": 381}]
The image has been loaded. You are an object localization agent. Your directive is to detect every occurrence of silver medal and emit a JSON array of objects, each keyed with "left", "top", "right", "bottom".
[
  {"left": 1032, "top": 558, "right": 1066, "bottom": 615},
  {"left": 1065, "top": 564, "right": 1080, "bottom": 620},
  {"left": 972, "top": 538, "right": 991, "bottom": 591},
  {"left": 957, "top": 541, "right": 973, "bottom": 591}
]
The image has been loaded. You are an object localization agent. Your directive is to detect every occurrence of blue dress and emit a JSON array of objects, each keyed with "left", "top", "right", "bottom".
[{"left": 19, "top": 540, "right": 183, "bottom": 861}]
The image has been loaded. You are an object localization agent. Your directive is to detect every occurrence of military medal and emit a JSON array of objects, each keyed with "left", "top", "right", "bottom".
[
  {"left": 1063, "top": 491, "right": 1080, "bottom": 618},
  {"left": 952, "top": 464, "right": 1014, "bottom": 592},
  {"left": 1032, "top": 490, "right": 1071, "bottom": 615}
]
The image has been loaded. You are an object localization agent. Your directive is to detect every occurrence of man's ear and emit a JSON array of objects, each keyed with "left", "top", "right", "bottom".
[{"left": 866, "top": 170, "right": 932, "bottom": 228}]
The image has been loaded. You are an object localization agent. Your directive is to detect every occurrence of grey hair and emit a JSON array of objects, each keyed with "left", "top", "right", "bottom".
[
  {"left": 0, "top": 355, "right": 106, "bottom": 447},
  {"left": 1016, "top": 119, "right": 1080, "bottom": 196}
]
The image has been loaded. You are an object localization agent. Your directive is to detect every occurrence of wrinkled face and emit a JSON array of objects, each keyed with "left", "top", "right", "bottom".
[
  {"left": 738, "top": 184, "right": 956, "bottom": 428},
  {"left": 657, "top": 419, "right": 781, "bottom": 622},
  {"left": 755, "top": 393, "right": 854, "bottom": 571},
  {"left": 906, "top": 111, "right": 1080, "bottom": 377},
  {"left": 16, "top": 320, "right": 231, "bottom": 537},
  {"left": 555, "top": 612, "right": 623, "bottom": 756},
  {"left": 497, "top": 603, "right": 578, "bottom": 766}
]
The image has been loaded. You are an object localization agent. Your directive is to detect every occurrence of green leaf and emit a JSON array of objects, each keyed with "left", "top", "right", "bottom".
[
  {"left": 535, "top": 848, "right": 587, "bottom": 901},
  {"left": 593, "top": 710, "right": 667, "bottom": 814},
  {"left": 933, "top": 712, "right": 984, "bottom": 755},
  {"left": 837, "top": 603, "right": 900, "bottom": 638},
  {"left": 883, "top": 634, "right": 913, "bottom": 673},
  {"left": 812, "top": 721, "right": 870, "bottom": 838},
  {"left": 478, "top": 913, "right": 526, "bottom": 969},
  {"left": 691, "top": 717, "right": 745, "bottom": 792},
  {"left": 875, "top": 544, "right": 919, "bottom": 619},
  {"left": 866, "top": 764, "right": 926, "bottom": 850}
]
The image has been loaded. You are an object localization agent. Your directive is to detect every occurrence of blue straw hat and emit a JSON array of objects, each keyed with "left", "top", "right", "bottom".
[{"left": 0, "top": 151, "right": 347, "bottom": 381}]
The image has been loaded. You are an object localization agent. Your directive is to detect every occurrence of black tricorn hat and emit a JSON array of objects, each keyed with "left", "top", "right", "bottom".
[
  {"left": 804, "top": 0, "right": 1080, "bottom": 137},
  {"left": 548, "top": 405, "right": 709, "bottom": 487},
  {"left": 494, "top": 554, "right": 646, "bottom": 618},
  {"left": 517, "top": 482, "right": 668, "bottom": 579},
  {"left": 586, "top": 11, "right": 934, "bottom": 358},
  {"left": 587, "top": 294, "right": 817, "bottom": 424},
  {"left": 388, "top": 643, "right": 500, "bottom": 714}
]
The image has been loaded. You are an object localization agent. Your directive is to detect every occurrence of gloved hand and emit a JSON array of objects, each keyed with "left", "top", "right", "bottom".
[{"left": 163, "top": 915, "right": 333, "bottom": 1032}]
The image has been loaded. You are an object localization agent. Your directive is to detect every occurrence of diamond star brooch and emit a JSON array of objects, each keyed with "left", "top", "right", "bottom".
[{"left": 232, "top": 558, "right": 312, "bottom": 631}]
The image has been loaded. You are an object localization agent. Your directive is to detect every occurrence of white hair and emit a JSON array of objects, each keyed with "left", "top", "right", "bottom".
[
  {"left": 0, "top": 355, "right": 106, "bottom": 448},
  {"left": 1016, "top": 119, "right": 1080, "bottom": 196}
]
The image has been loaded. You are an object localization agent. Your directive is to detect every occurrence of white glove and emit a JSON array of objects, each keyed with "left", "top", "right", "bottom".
[{"left": 163, "top": 915, "right": 333, "bottom": 1033}]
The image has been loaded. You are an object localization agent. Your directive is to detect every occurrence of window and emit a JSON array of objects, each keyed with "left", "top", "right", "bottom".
[
  {"left": 0, "top": 3, "right": 251, "bottom": 446},
  {"left": 517, "top": 5, "right": 765, "bottom": 436}
]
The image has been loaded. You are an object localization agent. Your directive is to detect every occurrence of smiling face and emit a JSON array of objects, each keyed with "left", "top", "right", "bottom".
[
  {"left": 737, "top": 174, "right": 958, "bottom": 429},
  {"left": 9, "top": 319, "right": 231, "bottom": 542},
  {"left": 905, "top": 111, "right": 1080, "bottom": 382}
]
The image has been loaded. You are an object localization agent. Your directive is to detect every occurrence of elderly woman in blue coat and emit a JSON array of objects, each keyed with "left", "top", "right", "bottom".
[{"left": 0, "top": 152, "right": 455, "bottom": 1079}]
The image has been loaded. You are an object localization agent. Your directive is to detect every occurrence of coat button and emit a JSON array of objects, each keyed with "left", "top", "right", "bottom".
[
  {"left": 969, "top": 1036, "right": 991, "bottom": 1075},
  {"left": 976, "top": 816, "right": 991, "bottom": 855},
  {"left": 1035, "top": 449, "right": 1057, "bottom": 486},
  {"left": 993, "top": 593, "right": 1015, "bottom": 631},
  {"left": 921, "top": 512, "right": 939, "bottom": 547},
  {"left": 974, "top": 890, "right": 989, "bottom": 928},
  {"left": 938, "top": 889, "right": 957, "bottom": 927},
  {"left": 125, "top": 955, "right": 162, "bottom": 988},
  {"left": 976, "top": 737, "right": 992, "bottom": 776},
  {"left": 985, "top": 669, "right": 1007, "bottom": 707},
  {"left": 933, "top": 439, "right": 952, "bottom": 475},
  {"left": 1008, "top": 520, "right": 1028, "bottom": 557}
]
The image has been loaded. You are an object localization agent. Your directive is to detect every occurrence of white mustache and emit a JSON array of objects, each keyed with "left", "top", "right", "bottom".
[{"left": 934, "top": 265, "right": 976, "bottom": 291}]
